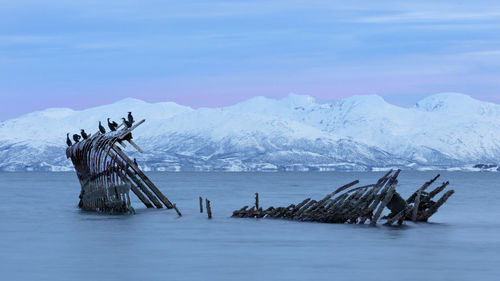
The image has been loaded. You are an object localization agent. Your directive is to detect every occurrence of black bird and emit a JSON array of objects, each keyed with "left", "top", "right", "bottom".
[
  {"left": 121, "top": 132, "right": 133, "bottom": 142},
  {"left": 122, "top": 117, "right": 132, "bottom": 128},
  {"left": 133, "top": 158, "right": 138, "bottom": 167},
  {"left": 72, "top": 134, "right": 81, "bottom": 143},
  {"left": 98, "top": 121, "right": 106, "bottom": 134},
  {"left": 127, "top": 112, "right": 135, "bottom": 124},
  {"left": 80, "top": 129, "right": 90, "bottom": 140},
  {"left": 66, "top": 133, "right": 72, "bottom": 147},
  {"left": 107, "top": 118, "right": 118, "bottom": 131}
]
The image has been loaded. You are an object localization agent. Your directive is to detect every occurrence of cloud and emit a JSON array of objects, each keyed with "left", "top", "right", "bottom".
[
  {"left": 0, "top": 35, "right": 60, "bottom": 44},
  {"left": 355, "top": 11, "right": 500, "bottom": 23}
]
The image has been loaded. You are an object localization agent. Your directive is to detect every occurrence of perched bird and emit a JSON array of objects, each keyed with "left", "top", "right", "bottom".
[
  {"left": 122, "top": 132, "right": 133, "bottom": 142},
  {"left": 66, "top": 133, "right": 72, "bottom": 147},
  {"left": 122, "top": 117, "right": 132, "bottom": 128},
  {"left": 98, "top": 121, "right": 106, "bottom": 134},
  {"left": 107, "top": 118, "right": 118, "bottom": 131},
  {"left": 81, "top": 129, "right": 90, "bottom": 139},
  {"left": 127, "top": 112, "right": 135, "bottom": 125},
  {"left": 72, "top": 134, "right": 81, "bottom": 143}
]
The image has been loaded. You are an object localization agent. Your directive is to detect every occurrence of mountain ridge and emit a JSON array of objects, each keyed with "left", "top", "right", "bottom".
[{"left": 0, "top": 93, "right": 499, "bottom": 171}]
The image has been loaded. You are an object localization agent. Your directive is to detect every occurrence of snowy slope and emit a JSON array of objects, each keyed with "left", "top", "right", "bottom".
[{"left": 0, "top": 93, "right": 498, "bottom": 171}]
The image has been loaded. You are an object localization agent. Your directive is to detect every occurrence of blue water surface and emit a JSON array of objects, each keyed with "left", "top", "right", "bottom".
[{"left": 0, "top": 171, "right": 499, "bottom": 281}]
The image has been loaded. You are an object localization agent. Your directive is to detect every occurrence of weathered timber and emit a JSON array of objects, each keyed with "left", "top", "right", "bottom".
[
  {"left": 255, "top": 193, "right": 259, "bottom": 210},
  {"left": 112, "top": 145, "right": 174, "bottom": 209},
  {"left": 428, "top": 181, "right": 450, "bottom": 199},
  {"left": 199, "top": 196, "right": 203, "bottom": 213},
  {"left": 370, "top": 180, "right": 397, "bottom": 225},
  {"left": 289, "top": 198, "right": 311, "bottom": 216},
  {"left": 333, "top": 180, "right": 360, "bottom": 195},
  {"left": 125, "top": 169, "right": 163, "bottom": 208},
  {"left": 66, "top": 118, "right": 178, "bottom": 214},
  {"left": 386, "top": 192, "right": 408, "bottom": 218},
  {"left": 173, "top": 204, "right": 182, "bottom": 217},
  {"left": 407, "top": 174, "right": 440, "bottom": 203},
  {"left": 121, "top": 175, "right": 154, "bottom": 208},
  {"left": 404, "top": 176, "right": 454, "bottom": 222},
  {"left": 232, "top": 170, "right": 454, "bottom": 226},
  {"left": 411, "top": 190, "right": 421, "bottom": 221},
  {"left": 206, "top": 198, "right": 212, "bottom": 219},
  {"left": 384, "top": 205, "right": 413, "bottom": 226},
  {"left": 421, "top": 190, "right": 455, "bottom": 221}
]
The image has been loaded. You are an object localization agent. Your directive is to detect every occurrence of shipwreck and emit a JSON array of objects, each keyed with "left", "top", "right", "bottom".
[
  {"left": 66, "top": 118, "right": 180, "bottom": 215},
  {"left": 232, "top": 170, "right": 454, "bottom": 226},
  {"left": 65, "top": 117, "right": 454, "bottom": 226}
]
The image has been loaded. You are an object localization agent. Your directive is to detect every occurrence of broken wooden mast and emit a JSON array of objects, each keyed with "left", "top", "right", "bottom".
[{"left": 66, "top": 118, "right": 177, "bottom": 214}]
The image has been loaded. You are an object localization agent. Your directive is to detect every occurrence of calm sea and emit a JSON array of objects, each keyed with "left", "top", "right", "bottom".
[{"left": 0, "top": 171, "right": 499, "bottom": 281}]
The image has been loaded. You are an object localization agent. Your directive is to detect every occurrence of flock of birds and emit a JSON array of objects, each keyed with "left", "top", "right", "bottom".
[{"left": 66, "top": 112, "right": 135, "bottom": 147}]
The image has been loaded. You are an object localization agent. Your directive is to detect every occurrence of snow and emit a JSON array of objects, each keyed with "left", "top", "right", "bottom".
[{"left": 0, "top": 93, "right": 499, "bottom": 171}]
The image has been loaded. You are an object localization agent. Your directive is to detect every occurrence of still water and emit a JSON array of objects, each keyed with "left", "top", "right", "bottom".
[{"left": 0, "top": 171, "right": 499, "bottom": 281}]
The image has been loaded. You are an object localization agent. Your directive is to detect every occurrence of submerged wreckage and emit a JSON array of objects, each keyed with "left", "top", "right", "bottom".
[
  {"left": 232, "top": 170, "right": 454, "bottom": 226},
  {"left": 66, "top": 117, "right": 454, "bottom": 225},
  {"left": 66, "top": 117, "right": 180, "bottom": 215}
]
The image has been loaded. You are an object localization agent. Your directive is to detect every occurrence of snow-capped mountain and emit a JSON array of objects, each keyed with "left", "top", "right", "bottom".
[{"left": 0, "top": 93, "right": 499, "bottom": 171}]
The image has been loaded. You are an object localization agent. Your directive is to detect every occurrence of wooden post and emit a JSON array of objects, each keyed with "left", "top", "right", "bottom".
[
  {"left": 206, "top": 198, "right": 212, "bottom": 219},
  {"left": 199, "top": 196, "right": 203, "bottom": 213},
  {"left": 255, "top": 192, "right": 259, "bottom": 210},
  {"left": 173, "top": 204, "right": 182, "bottom": 217}
]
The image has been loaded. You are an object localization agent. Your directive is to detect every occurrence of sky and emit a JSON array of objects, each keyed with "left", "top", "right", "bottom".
[{"left": 1, "top": 0, "right": 500, "bottom": 120}]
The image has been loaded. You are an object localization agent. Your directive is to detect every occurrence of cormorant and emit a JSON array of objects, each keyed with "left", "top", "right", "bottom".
[
  {"left": 122, "top": 132, "right": 133, "bottom": 142},
  {"left": 98, "top": 121, "right": 106, "bottom": 134},
  {"left": 133, "top": 158, "right": 138, "bottom": 166},
  {"left": 107, "top": 118, "right": 118, "bottom": 131},
  {"left": 81, "top": 129, "right": 90, "bottom": 139},
  {"left": 122, "top": 117, "right": 132, "bottom": 128},
  {"left": 127, "top": 112, "right": 134, "bottom": 124},
  {"left": 72, "top": 134, "right": 81, "bottom": 143},
  {"left": 66, "top": 133, "right": 72, "bottom": 147}
]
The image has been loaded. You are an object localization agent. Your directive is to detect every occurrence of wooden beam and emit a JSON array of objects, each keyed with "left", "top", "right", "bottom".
[
  {"left": 411, "top": 190, "right": 421, "bottom": 221},
  {"left": 384, "top": 205, "right": 412, "bottom": 226},
  {"left": 370, "top": 181, "right": 397, "bottom": 225},
  {"left": 422, "top": 190, "right": 455, "bottom": 221},
  {"left": 407, "top": 174, "right": 440, "bottom": 203},
  {"left": 428, "top": 181, "right": 450, "bottom": 199},
  {"left": 120, "top": 175, "right": 154, "bottom": 208},
  {"left": 126, "top": 169, "right": 163, "bottom": 208},
  {"left": 128, "top": 139, "right": 144, "bottom": 153},
  {"left": 173, "top": 204, "right": 182, "bottom": 216},
  {"left": 333, "top": 180, "right": 360, "bottom": 195},
  {"left": 118, "top": 119, "right": 145, "bottom": 138},
  {"left": 112, "top": 144, "right": 174, "bottom": 209}
]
